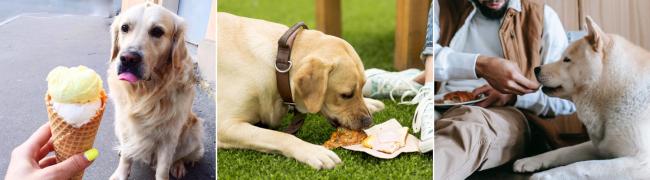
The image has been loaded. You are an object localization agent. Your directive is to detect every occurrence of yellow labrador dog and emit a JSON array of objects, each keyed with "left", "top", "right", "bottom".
[
  {"left": 217, "top": 12, "right": 385, "bottom": 169},
  {"left": 108, "top": 3, "right": 204, "bottom": 180},
  {"left": 513, "top": 17, "right": 650, "bottom": 179}
]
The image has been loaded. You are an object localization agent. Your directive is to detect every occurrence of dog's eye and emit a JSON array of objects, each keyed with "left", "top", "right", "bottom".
[
  {"left": 149, "top": 27, "right": 164, "bottom": 38},
  {"left": 121, "top": 24, "right": 129, "bottom": 33},
  {"left": 340, "top": 92, "right": 354, "bottom": 99},
  {"left": 563, "top": 58, "right": 571, "bottom": 63}
]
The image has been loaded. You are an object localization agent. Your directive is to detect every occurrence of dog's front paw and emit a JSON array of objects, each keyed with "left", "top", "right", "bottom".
[
  {"left": 530, "top": 172, "right": 556, "bottom": 180},
  {"left": 109, "top": 172, "right": 128, "bottom": 180},
  {"left": 109, "top": 162, "right": 131, "bottom": 180},
  {"left": 170, "top": 161, "right": 187, "bottom": 179},
  {"left": 530, "top": 170, "right": 574, "bottom": 180},
  {"left": 291, "top": 144, "right": 341, "bottom": 170},
  {"left": 513, "top": 156, "right": 547, "bottom": 173}
]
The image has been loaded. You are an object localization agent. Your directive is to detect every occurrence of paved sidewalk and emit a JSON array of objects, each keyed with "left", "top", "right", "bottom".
[
  {"left": 0, "top": 14, "right": 215, "bottom": 179},
  {"left": 0, "top": 0, "right": 114, "bottom": 23}
]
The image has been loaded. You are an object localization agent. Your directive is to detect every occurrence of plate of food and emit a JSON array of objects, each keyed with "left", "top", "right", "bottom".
[{"left": 435, "top": 91, "right": 487, "bottom": 110}]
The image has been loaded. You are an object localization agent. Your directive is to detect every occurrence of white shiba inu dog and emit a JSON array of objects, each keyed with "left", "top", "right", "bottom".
[{"left": 513, "top": 17, "right": 650, "bottom": 179}]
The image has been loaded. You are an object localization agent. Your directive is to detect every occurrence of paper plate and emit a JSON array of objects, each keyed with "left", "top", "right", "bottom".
[{"left": 341, "top": 119, "right": 421, "bottom": 159}]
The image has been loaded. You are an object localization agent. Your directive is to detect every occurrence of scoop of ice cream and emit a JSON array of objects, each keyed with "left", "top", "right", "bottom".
[
  {"left": 47, "top": 66, "right": 103, "bottom": 104},
  {"left": 46, "top": 66, "right": 104, "bottom": 127},
  {"left": 52, "top": 101, "right": 101, "bottom": 127}
]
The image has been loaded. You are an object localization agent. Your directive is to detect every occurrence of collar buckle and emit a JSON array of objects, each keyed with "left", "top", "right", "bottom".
[{"left": 275, "top": 60, "right": 293, "bottom": 73}]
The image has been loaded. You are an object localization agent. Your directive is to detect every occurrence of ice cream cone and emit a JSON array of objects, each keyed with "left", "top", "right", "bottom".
[{"left": 45, "top": 90, "right": 106, "bottom": 180}]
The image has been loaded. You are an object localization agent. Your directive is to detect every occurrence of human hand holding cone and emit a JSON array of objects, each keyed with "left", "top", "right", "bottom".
[{"left": 45, "top": 66, "right": 105, "bottom": 180}]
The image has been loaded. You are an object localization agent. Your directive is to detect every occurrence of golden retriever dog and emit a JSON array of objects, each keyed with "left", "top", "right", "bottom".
[
  {"left": 217, "top": 12, "right": 385, "bottom": 169},
  {"left": 513, "top": 17, "right": 650, "bottom": 179},
  {"left": 108, "top": 3, "right": 204, "bottom": 180}
]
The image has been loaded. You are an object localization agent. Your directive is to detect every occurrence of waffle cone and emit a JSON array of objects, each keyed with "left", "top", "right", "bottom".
[{"left": 45, "top": 90, "right": 107, "bottom": 180}]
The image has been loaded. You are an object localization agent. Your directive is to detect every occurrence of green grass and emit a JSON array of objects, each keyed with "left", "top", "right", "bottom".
[{"left": 217, "top": 0, "right": 432, "bottom": 179}]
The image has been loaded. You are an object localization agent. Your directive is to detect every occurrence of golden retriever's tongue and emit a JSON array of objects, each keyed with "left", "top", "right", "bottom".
[{"left": 118, "top": 72, "right": 138, "bottom": 84}]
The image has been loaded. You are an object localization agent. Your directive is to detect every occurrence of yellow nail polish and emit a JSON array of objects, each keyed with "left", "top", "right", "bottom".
[{"left": 84, "top": 148, "right": 99, "bottom": 161}]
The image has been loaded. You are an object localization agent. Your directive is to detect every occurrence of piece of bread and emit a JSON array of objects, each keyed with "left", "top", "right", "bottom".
[{"left": 362, "top": 135, "right": 376, "bottom": 148}]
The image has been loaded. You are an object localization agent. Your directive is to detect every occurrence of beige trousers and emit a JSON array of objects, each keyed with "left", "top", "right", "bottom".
[{"left": 434, "top": 105, "right": 529, "bottom": 180}]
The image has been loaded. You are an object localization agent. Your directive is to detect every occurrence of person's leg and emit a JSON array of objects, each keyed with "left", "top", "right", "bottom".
[
  {"left": 362, "top": 68, "right": 422, "bottom": 99},
  {"left": 414, "top": 72, "right": 426, "bottom": 85},
  {"left": 425, "top": 56, "right": 432, "bottom": 83},
  {"left": 415, "top": 3, "right": 433, "bottom": 85},
  {"left": 434, "top": 105, "right": 529, "bottom": 180},
  {"left": 413, "top": 4, "right": 434, "bottom": 152},
  {"left": 413, "top": 56, "right": 433, "bottom": 85},
  {"left": 413, "top": 57, "right": 433, "bottom": 152}
]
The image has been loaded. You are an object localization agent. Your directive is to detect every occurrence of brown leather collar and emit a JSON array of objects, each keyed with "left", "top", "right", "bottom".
[{"left": 276, "top": 22, "right": 308, "bottom": 134}]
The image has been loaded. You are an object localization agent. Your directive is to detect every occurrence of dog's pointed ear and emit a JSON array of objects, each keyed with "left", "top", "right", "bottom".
[
  {"left": 109, "top": 15, "right": 120, "bottom": 61},
  {"left": 293, "top": 57, "right": 334, "bottom": 113},
  {"left": 584, "top": 16, "right": 606, "bottom": 52},
  {"left": 170, "top": 17, "right": 189, "bottom": 70}
]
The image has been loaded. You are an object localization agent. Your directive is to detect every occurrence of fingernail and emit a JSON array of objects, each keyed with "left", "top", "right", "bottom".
[{"left": 84, "top": 148, "right": 99, "bottom": 161}]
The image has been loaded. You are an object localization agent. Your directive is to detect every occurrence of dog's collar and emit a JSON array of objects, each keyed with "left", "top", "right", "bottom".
[
  {"left": 276, "top": 22, "right": 307, "bottom": 104},
  {"left": 276, "top": 22, "right": 308, "bottom": 135}
]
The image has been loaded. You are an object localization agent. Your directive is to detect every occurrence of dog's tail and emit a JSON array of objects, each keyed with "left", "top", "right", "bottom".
[{"left": 192, "top": 62, "right": 214, "bottom": 98}]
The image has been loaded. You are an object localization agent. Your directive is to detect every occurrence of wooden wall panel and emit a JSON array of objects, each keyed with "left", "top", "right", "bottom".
[
  {"left": 635, "top": 0, "right": 650, "bottom": 50},
  {"left": 545, "top": 0, "right": 580, "bottom": 31},
  {"left": 581, "top": 0, "right": 650, "bottom": 50},
  {"left": 583, "top": 1, "right": 638, "bottom": 47}
]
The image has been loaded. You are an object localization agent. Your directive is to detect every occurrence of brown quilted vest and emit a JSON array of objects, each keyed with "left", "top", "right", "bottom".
[{"left": 437, "top": 0, "right": 544, "bottom": 81}]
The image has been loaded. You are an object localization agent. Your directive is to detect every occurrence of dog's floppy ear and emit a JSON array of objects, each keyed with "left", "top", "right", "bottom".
[
  {"left": 170, "top": 17, "right": 189, "bottom": 70},
  {"left": 293, "top": 57, "right": 334, "bottom": 113},
  {"left": 109, "top": 15, "right": 121, "bottom": 61},
  {"left": 584, "top": 16, "right": 606, "bottom": 52}
]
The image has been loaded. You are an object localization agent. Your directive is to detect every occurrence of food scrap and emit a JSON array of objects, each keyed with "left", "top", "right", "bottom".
[
  {"left": 323, "top": 128, "right": 368, "bottom": 149},
  {"left": 436, "top": 91, "right": 476, "bottom": 104}
]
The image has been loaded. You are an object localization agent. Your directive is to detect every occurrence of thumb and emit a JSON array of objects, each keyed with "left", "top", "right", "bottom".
[
  {"left": 44, "top": 148, "right": 98, "bottom": 179},
  {"left": 472, "top": 85, "right": 491, "bottom": 97}
]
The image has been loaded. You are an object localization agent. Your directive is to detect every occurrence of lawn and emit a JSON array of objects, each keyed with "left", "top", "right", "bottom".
[{"left": 217, "top": 0, "right": 432, "bottom": 179}]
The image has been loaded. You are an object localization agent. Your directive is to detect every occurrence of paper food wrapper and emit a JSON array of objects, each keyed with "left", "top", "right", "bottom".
[{"left": 342, "top": 119, "right": 420, "bottom": 159}]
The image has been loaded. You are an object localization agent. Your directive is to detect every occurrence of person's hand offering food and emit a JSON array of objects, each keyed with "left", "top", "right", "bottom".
[{"left": 475, "top": 55, "right": 540, "bottom": 95}]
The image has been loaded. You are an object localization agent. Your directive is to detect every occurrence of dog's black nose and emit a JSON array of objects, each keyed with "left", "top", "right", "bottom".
[
  {"left": 361, "top": 116, "right": 373, "bottom": 128},
  {"left": 120, "top": 52, "right": 142, "bottom": 63},
  {"left": 534, "top": 67, "right": 541, "bottom": 78}
]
